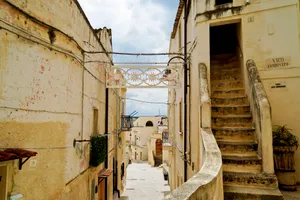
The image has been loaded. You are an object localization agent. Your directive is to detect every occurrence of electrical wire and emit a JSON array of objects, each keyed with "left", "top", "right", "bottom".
[
  {"left": 123, "top": 97, "right": 170, "bottom": 105},
  {"left": 84, "top": 51, "right": 185, "bottom": 56},
  {"left": 0, "top": 146, "right": 73, "bottom": 150},
  {"left": 85, "top": 61, "right": 184, "bottom": 65}
]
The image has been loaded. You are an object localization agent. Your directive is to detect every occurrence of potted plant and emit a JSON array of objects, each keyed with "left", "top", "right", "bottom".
[{"left": 273, "top": 125, "right": 299, "bottom": 191}]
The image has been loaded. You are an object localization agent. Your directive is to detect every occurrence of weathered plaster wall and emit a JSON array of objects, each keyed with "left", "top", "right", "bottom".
[
  {"left": 168, "top": 0, "right": 300, "bottom": 191},
  {"left": 0, "top": 0, "right": 122, "bottom": 199}
]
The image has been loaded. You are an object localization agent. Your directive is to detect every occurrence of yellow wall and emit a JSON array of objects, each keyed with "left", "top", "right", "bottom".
[
  {"left": 168, "top": 0, "right": 300, "bottom": 189},
  {"left": 0, "top": 0, "right": 125, "bottom": 199}
]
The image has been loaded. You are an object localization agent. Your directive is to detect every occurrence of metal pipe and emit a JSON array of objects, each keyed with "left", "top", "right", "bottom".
[
  {"left": 183, "top": 0, "right": 189, "bottom": 183},
  {"left": 105, "top": 88, "right": 109, "bottom": 199}
]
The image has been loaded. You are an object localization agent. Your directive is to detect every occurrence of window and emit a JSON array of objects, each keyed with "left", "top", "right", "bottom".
[
  {"left": 215, "top": 0, "right": 232, "bottom": 6},
  {"left": 93, "top": 109, "right": 98, "bottom": 135},
  {"left": 145, "top": 121, "right": 153, "bottom": 127},
  {"left": 163, "top": 132, "right": 169, "bottom": 143},
  {"left": 179, "top": 101, "right": 182, "bottom": 133}
]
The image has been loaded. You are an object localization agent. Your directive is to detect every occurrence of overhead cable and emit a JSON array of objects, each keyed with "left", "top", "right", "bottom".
[
  {"left": 123, "top": 97, "right": 170, "bottom": 105},
  {"left": 84, "top": 51, "right": 185, "bottom": 56}
]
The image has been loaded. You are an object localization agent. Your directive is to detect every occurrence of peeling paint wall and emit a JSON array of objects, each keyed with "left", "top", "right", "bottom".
[{"left": 0, "top": 0, "right": 123, "bottom": 199}]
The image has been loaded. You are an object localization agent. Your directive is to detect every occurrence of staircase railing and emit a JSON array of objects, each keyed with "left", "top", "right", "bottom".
[
  {"left": 246, "top": 60, "right": 274, "bottom": 174},
  {"left": 163, "top": 63, "right": 223, "bottom": 200},
  {"left": 199, "top": 63, "right": 211, "bottom": 129}
]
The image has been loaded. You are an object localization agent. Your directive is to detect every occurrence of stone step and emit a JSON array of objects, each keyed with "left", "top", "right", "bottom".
[
  {"left": 213, "top": 128, "right": 255, "bottom": 141},
  {"left": 211, "top": 60, "right": 239, "bottom": 68},
  {"left": 212, "top": 116, "right": 253, "bottom": 127},
  {"left": 222, "top": 155, "right": 262, "bottom": 173},
  {"left": 218, "top": 140, "right": 258, "bottom": 156},
  {"left": 223, "top": 172, "right": 279, "bottom": 189},
  {"left": 211, "top": 67, "right": 240, "bottom": 74},
  {"left": 212, "top": 88, "right": 245, "bottom": 96},
  {"left": 211, "top": 80, "right": 244, "bottom": 91},
  {"left": 211, "top": 97, "right": 248, "bottom": 106},
  {"left": 211, "top": 92, "right": 247, "bottom": 98},
  {"left": 224, "top": 186, "right": 283, "bottom": 200},
  {"left": 211, "top": 72, "right": 242, "bottom": 82},
  {"left": 211, "top": 53, "right": 237, "bottom": 60},
  {"left": 212, "top": 105, "right": 251, "bottom": 115}
]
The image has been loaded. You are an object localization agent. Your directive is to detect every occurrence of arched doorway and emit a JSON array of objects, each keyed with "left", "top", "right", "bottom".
[{"left": 155, "top": 139, "right": 163, "bottom": 166}]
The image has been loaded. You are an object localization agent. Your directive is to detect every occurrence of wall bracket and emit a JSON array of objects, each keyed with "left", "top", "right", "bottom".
[{"left": 19, "top": 157, "right": 31, "bottom": 170}]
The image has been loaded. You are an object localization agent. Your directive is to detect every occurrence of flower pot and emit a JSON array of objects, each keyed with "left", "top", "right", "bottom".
[{"left": 273, "top": 146, "right": 297, "bottom": 191}]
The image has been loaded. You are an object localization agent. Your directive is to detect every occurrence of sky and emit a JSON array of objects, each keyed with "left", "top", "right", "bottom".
[{"left": 78, "top": 0, "right": 179, "bottom": 116}]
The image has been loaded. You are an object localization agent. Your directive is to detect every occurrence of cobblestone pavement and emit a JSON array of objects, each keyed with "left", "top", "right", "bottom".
[
  {"left": 120, "top": 162, "right": 170, "bottom": 200},
  {"left": 281, "top": 186, "right": 300, "bottom": 200}
]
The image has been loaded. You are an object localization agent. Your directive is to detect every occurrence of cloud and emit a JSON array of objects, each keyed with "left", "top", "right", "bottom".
[
  {"left": 78, "top": 0, "right": 178, "bottom": 115},
  {"left": 79, "top": 0, "right": 175, "bottom": 54},
  {"left": 126, "top": 88, "right": 168, "bottom": 116}
]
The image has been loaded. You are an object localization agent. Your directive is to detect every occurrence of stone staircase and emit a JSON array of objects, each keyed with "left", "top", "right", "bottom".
[{"left": 210, "top": 54, "right": 283, "bottom": 200}]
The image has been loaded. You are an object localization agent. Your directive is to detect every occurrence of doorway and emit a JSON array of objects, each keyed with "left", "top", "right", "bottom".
[
  {"left": 98, "top": 178, "right": 106, "bottom": 200},
  {"left": 210, "top": 23, "right": 239, "bottom": 57},
  {"left": 0, "top": 165, "right": 8, "bottom": 200},
  {"left": 209, "top": 22, "right": 243, "bottom": 82},
  {"left": 155, "top": 139, "right": 163, "bottom": 156}
]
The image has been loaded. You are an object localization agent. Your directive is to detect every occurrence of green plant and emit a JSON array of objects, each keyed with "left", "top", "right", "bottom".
[
  {"left": 90, "top": 134, "right": 108, "bottom": 167},
  {"left": 273, "top": 125, "right": 299, "bottom": 148}
]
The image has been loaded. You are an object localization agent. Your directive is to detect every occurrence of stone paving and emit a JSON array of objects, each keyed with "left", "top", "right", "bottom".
[
  {"left": 281, "top": 185, "right": 300, "bottom": 200},
  {"left": 120, "top": 162, "right": 170, "bottom": 200}
]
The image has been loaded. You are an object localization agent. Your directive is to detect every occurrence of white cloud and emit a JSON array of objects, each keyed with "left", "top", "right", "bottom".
[
  {"left": 78, "top": 0, "right": 171, "bottom": 53},
  {"left": 78, "top": 0, "right": 176, "bottom": 115}
]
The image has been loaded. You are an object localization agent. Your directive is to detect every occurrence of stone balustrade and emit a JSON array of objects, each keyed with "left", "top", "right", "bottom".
[
  {"left": 162, "top": 128, "right": 223, "bottom": 200},
  {"left": 163, "top": 63, "right": 223, "bottom": 200},
  {"left": 246, "top": 59, "right": 274, "bottom": 174}
]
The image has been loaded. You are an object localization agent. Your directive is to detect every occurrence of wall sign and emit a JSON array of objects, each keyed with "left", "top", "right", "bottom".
[
  {"left": 269, "top": 81, "right": 287, "bottom": 92},
  {"left": 266, "top": 57, "right": 291, "bottom": 69}
]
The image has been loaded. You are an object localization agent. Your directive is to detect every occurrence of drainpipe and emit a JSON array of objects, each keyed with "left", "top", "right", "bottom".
[
  {"left": 183, "top": 0, "right": 188, "bottom": 182},
  {"left": 115, "top": 92, "right": 121, "bottom": 198},
  {"left": 105, "top": 88, "right": 109, "bottom": 199}
]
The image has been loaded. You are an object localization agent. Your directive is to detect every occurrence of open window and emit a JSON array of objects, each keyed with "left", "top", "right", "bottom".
[
  {"left": 145, "top": 121, "right": 153, "bottom": 127},
  {"left": 215, "top": 0, "right": 233, "bottom": 6}
]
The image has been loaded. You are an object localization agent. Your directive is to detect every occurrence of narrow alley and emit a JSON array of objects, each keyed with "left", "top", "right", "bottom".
[
  {"left": 120, "top": 162, "right": 170, "bottom": 200},
  {"left": 1, "top": 0, "right": 300, "bottom": 200}
]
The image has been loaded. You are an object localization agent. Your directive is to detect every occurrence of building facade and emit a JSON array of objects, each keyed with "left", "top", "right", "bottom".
[
  {"left": 0, "top": 1, "right": 126, "bottom": 200},
  {"left": 129, "top": 116, "right": 165, "bottom": 162},
  {"left": 167, "top": 0, "right": 300, "bottom": 199}
]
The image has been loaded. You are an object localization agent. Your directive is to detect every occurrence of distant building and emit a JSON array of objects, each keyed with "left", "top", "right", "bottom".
[{"left": 128, "top": 116, "right": 167, "bottom": 164}]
